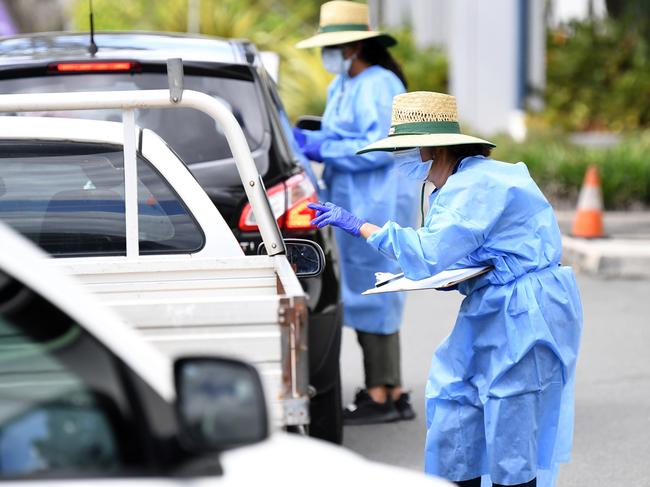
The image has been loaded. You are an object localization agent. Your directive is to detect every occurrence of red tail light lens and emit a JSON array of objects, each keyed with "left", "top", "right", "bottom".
[
  {"left": 49, "top": 61, "right": 140, "bottom": 73},
  {"left": 239, "top": 173, "right": 318, "bottom": 232}
]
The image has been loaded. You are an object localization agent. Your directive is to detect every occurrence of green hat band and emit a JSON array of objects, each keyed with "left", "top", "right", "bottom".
[
  {"left": 319, "top": 23, "right": 370, "bottom": 33},
  {"left": 388, "top": 121, "right": 461, "bottom": 136}
]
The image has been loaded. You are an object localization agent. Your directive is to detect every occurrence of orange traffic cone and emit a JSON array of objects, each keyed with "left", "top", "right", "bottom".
[{"left": 571, "top": 165, "right": 605, "bottom": 238}]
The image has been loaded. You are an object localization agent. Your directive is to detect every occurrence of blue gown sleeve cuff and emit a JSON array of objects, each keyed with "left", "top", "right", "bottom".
[
  {"left": 303, "top": 129, "right": 327, "bottom": 147},
  {"left": 366, "top": 222, "right": 393, "bottom": 252}
]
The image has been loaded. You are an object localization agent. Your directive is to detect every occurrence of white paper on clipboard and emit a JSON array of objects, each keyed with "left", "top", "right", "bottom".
[{"left": 362, "top": 266, "right": 492, "bottom": 295}]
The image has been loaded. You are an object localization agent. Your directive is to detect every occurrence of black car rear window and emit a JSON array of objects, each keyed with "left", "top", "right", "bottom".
[{"left": 0, "top": 73, "right": 265, "bottom": 166}]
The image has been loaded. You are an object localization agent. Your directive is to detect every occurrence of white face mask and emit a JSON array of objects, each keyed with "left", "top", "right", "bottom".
[
  {"left": 393, "top": 148, "right": 433, "bottom": 181},
  {"left": 321, "top": 48, "right": 353, "bottom": 75}
]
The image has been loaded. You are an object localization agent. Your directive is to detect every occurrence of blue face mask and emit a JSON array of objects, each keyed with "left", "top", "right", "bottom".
[
  {"left": 321, "top": 48, "right": 353, "bottom": 75},
  {"left": 393, "top": 148, "right": 432, "bottom": 181}
]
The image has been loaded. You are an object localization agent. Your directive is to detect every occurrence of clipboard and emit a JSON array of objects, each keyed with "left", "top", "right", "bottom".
[{"left": 362, "top": 266, "right": 492, "bottom": 295}]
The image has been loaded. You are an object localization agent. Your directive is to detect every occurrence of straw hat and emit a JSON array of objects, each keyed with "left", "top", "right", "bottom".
[
  {"left": 357, "top": 91, "right": 495, "bottom": 154},
  {"left": 296, "top": 1, "right": 396, "bottom": 49}
]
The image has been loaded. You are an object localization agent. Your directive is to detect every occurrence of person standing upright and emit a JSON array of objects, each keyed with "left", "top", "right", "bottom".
[{"left": 294, "top": 1, "right": 420, "bottom": 424}]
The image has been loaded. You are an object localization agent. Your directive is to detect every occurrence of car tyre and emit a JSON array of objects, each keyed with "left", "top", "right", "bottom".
[{"left": 308, "top": 367, "right": 343, "bottom": 444}]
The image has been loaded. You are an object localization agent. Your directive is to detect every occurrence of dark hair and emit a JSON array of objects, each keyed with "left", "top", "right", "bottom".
[
  {"left": 356, "top": 38, "right": 408, "bottom": 88},
  {"left": 445, "top": 144, "right": 492, "bottom": 162}
]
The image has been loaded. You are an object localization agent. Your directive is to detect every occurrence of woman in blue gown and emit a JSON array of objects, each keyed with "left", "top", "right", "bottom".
[
  {"left": 308, "top": 91, "right": 583, "bottom": 487},
  {"left": 295, "top": 1, "right": 420, "bottom": 424}
]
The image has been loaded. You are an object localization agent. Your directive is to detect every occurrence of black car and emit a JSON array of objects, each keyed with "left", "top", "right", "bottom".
[{"left": 0, "top": 32, "right": 343, "bottom": 443}]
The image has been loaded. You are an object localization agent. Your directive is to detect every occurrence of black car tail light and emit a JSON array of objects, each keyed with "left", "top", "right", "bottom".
[{"left": 239, "top": 173, "right": 318, "bottom": 232}]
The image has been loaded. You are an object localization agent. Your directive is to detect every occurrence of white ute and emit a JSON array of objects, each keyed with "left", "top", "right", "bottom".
[
  {"left": 0, "top": 222, "right": 451, "bottom": 485},
  {"left": 0, "top": 82, "right": 318, "bottom": 428}
]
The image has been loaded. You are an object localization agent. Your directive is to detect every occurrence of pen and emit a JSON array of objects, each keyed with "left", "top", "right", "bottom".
[{"left": 376, "top": 273, "right": 404, "bottom": 287}]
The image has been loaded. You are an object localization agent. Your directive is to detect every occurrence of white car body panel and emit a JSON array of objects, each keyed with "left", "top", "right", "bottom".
[
  {"left": 56, "top": 255, "right": 294, "bottom": 423},
  {"left": 0, "top": 223, "right": 174, "bottom": 401},
  {"left": 0, "top": 98, "right": 308, "bottom": 426},
  {"left": 0, "top": 223, "right": 451, "bottom": 487},
  {"left": 1, "top": 435, "right": 451, "bottom": 486}
]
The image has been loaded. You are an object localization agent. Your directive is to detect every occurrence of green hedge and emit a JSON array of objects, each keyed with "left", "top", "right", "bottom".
[
  {"left": 540, "top": 18, "right": 650, "bottom": 132},
  {"left": 491, "top": 131, "right": 650, "bottom": 209}
]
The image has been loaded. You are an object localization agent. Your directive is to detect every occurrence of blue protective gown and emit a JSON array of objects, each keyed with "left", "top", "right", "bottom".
[
  {"left": 366, "top": 156, "right": 583, "bottom": 485},
  {"left": 278, "top": 110, "right": 320, "bottom": 189},
  {"left": 304, "top": 65, "right": 419, "bottom": 334}
]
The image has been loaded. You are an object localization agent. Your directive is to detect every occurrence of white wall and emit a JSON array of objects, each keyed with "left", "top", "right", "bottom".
[
  {"left": 449, "top": 0, "right": 522, "bottom": 137},
  {"left": 369, "top": 0, "right": 450, "bottom": 49},
  {"left": 370, "top": 0, "right": 552, "bottom": 138},
  {"left": 411, "top": 0, "right": 450, "bottom": 49},
  {"left": 5, "top": 0, "right": 72, "bottom": 32},
  {"left": 528, "top": 0, "right": 546, "bottom": 112},
  {"left": 548, "top": 0, "right": 607, "bottom": 27}
]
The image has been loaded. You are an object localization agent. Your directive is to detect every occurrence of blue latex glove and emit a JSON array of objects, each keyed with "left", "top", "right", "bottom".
[
  {"left": 304, "top": 140, "right": 324, "bottom": 162},
  {"left": 292, "top": 127, "right": 307, "bottom": 149},
  {"left": 308, "top": 201, "right": 364, "bottom": 237}
]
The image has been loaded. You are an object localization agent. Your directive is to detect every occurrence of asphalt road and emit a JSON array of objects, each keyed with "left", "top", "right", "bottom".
[{"left": 340, "top": 274, "right": 650, "bottom": 485}]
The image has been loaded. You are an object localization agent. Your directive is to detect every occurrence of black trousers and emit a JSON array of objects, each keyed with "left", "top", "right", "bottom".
[
  {"left": 356, "top": 330, "right": 402, "bottom": 388},
  {"left": 456, "top": 478, "right": 536, "bottom": 487}
]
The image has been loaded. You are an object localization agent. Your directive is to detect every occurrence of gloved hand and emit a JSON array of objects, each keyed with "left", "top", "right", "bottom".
[
  {"left": 304, "top": 140, "right": 324, "bottom": 162},
  {"left": 292, "top": 127, "right": 307, "bottom": 149},
  {"left": 308, "top": 201, "right": 364, "bottom": 237}
]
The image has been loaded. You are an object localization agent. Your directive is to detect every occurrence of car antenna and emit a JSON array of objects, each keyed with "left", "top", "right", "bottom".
[{"left": 88, "top": 0, "right": 98, "bottom": 56}]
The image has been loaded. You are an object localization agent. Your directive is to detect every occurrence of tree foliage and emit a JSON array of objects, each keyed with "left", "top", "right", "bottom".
[
  {"left": 541, "top": 16, "right": 650, "bottom": 132},
  {"left": 493, "top": 130, "right": 650, "bottom": 209}
]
